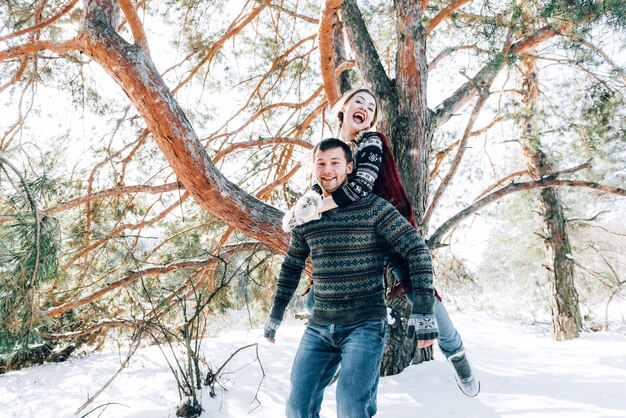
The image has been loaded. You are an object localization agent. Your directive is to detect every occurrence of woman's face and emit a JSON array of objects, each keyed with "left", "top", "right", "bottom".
[{"left": 341, "top": 91, "right": 377, "bottom": 137}]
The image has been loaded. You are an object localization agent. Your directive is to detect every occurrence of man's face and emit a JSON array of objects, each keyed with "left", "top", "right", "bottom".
[{"left": 314, "top": 147, "right": 354, "bottom": 195}]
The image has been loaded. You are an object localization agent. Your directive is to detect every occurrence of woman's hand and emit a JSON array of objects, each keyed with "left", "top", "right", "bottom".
[{"left": 282, "top": 191, "right": 323, "bottom": 232}]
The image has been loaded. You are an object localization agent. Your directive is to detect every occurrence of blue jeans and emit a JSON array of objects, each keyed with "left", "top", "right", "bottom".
[
  {"left": 287, "top": 320, "right": 387, "bottom": 418},
  {"left": 305, "top": 255, "right": 464, "bottom": 359}
]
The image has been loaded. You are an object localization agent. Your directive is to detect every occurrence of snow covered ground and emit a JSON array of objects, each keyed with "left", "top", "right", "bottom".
[{"left": 1, "top": 311, "right": 625, "bottom": 418}]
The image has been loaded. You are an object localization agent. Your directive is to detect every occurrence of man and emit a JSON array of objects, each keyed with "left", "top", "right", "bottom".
[{"left": 264, "top": 138, "right": 438, "bottom": 418}]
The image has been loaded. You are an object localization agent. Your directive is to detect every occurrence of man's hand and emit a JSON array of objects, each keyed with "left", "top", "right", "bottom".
[
  {"left": 264, "top": 318, "right": 281, "bottom": 344},
  {"left": 417, "top": 339, "right": 434, "bottom": 348},
  {"left": 282, "top": 191, "right": 323, "bottom": 232}
]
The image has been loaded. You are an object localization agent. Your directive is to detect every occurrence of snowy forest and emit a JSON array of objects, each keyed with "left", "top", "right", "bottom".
[{"left": 1, "top": 0, "right": 625, "bottom": 416}]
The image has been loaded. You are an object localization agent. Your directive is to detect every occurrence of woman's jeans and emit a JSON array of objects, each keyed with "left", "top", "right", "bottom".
[
  {"left": 287, "top": 320, "right": 387, "bottom": 418},
  {"left": 305, "top": 254, "right": 464, "bottom": 359}
]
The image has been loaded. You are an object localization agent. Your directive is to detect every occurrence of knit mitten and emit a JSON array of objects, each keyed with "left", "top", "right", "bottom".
[
  {"left": 282, "top": 191, "right": 323, "bottom": 232},
  {"left": 264, "top": 318, "right": 281, "bottom": 340},
  {"left": 407, "top": 314, "right": 439, "bottom": 340}
]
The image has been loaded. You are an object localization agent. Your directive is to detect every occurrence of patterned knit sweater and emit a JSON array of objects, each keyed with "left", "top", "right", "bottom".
[{"left": 269, "top": 194, "right": 438, "bottom": 340}]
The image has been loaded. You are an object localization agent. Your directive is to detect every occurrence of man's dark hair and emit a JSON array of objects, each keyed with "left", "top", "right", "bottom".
[{"left": 313, "top": 138, "right": 353, "bottom": 163}]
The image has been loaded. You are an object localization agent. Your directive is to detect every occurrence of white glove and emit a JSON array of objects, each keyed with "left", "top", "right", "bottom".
[{"left": 282, "top": 191, "right": 323, "bottom": 232}]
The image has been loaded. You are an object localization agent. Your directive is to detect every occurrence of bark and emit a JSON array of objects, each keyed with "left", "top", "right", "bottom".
[
  {"left": 519, "top": 41, "right": 581, "bottom": 340},
  {"left": 393, "top": 0, "right": 432, "bottom": 229},
  {"left": 74, "top": 0, "right": 289, "bottom": 256},
  {"left": 319, "top": 0, "right": 343, "bottom": 106},
  {"left": 380, "top": 296, "right": 418, "bottom": 375},
  {"left": 333, "top": 11, "right": 352, "bottom": 95},
  {"left": 540, "top": 187, "right": 582, "bottom": 340}
]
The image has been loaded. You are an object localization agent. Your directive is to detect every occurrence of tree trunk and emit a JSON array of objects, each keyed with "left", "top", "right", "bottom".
[
  {"left": 380, "top": 292, "right": 416, "bottom": 375},
  {"left": 539, "top": 187, "right": 581, "bottom": 340},
  {"left": 381, "top": 0, "right": 435, "bottom": 373},
  {"left": 519, "top": 45, "right": 581, "bottom": 340},
  {"left": 392, "top": 0, "right": 432, "bottom": 230}
]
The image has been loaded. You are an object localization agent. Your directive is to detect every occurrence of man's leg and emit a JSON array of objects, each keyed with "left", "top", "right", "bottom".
[
  {"left": 287, "top": 322, "right": 341, "bottom": 418},
  {"left": 334, "top": 320, "right": 387, "bottom": 418}
]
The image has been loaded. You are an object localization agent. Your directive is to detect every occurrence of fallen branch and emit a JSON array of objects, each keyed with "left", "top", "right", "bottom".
[{"left": 74, "top": 331, "right": 143, "bottom": 416}]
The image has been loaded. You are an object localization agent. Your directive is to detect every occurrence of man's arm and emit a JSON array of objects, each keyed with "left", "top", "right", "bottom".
[
  {"left": 374, "top": 200, "right": 438, "bottom": 341},
  {"left": 265, "top": 228, "right": 310, "bottom": 342}
]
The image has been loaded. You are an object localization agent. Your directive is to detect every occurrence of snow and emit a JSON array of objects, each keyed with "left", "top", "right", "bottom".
[{"left": 1, "top": 312, "right": 626, "bottom": 418}]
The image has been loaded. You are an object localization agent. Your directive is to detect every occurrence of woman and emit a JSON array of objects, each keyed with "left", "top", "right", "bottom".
[{"left": 283, "top": 88, "right": 479, "bottom": 397}]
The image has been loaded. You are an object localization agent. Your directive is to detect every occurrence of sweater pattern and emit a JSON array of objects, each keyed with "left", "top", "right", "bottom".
[{"left": 269, "top": 195, "right": 435, "bottom": 329}]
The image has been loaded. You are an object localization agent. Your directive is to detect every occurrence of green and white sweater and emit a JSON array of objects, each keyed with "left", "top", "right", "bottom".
[{"left": 269, "top": 194, "right": 438, "bottom": 340}]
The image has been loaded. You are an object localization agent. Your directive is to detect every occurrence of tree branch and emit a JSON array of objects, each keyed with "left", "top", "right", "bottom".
[
  {"left": 255, "top": 0, "right": 319, "bottom": 24},
  {"left": 424, "top": 86, "right": 491, "bottom": 225},
  {"left": 428, "top": 45, "right": 479, "bottom": 71},
  {"left": 256, "top": 163, "right": 302, "bottom": 200},
  {"left": 0, "top": 39, "right": 78, "bottom": 61},
  {"left": 76, "top": 0, "right": 290, "bottom": 255},
  {"left": 48, "top": 258, "right": 218, "bottom": 318},
  {"left": 117, "top": 0, "right": 150, "bottom": 54},
  {"left": 577, "top": 38, "right": 626, "bottom": 84},
  {"left": 319, "top": 0, "right": 344, "bottom": 107},
  {"left": 172, "top": 2, "right": 266, "bottom": 94},
  {"left": 0, "top": 56, "right": 30, "bottom": 93},
  {"left": 46, "top": 243, "right": 264, "bottom": 318},
  {"left": 428, "top": 176, "right": 624, "bottom": 249},
  {"left": 432, "top": 45, "right": 508, "bottom": 129},
  {"left": 209, "top": 85, "right": 324, "bottom": 142},
  {"left": 42, "top": 182, "right": 183, "bottom": 216},
  {"left": 61, "top": 191, "right": 191, "bottom": 272},
  {"left": 0, "top": 0, "right": 79, "bottom": 42},
  {"left": 425, "top": 0, "right": 472, "bottom": 36},
  {"left": 213, "top": 137, "right": 313, "bottom": 164},
  {"left": 432, "top": 23, "right": 569, "bottom": 128},
  {"left": 340, "top": 0, "right": 394, "bottom": 107},
  {"left": 474, "top": 170, "right": 529, "bottom": 200}
]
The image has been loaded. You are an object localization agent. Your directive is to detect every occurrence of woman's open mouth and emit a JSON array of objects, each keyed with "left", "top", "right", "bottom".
[{"left": 352, "top": 111, "right": 366, "bottom": 124}]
